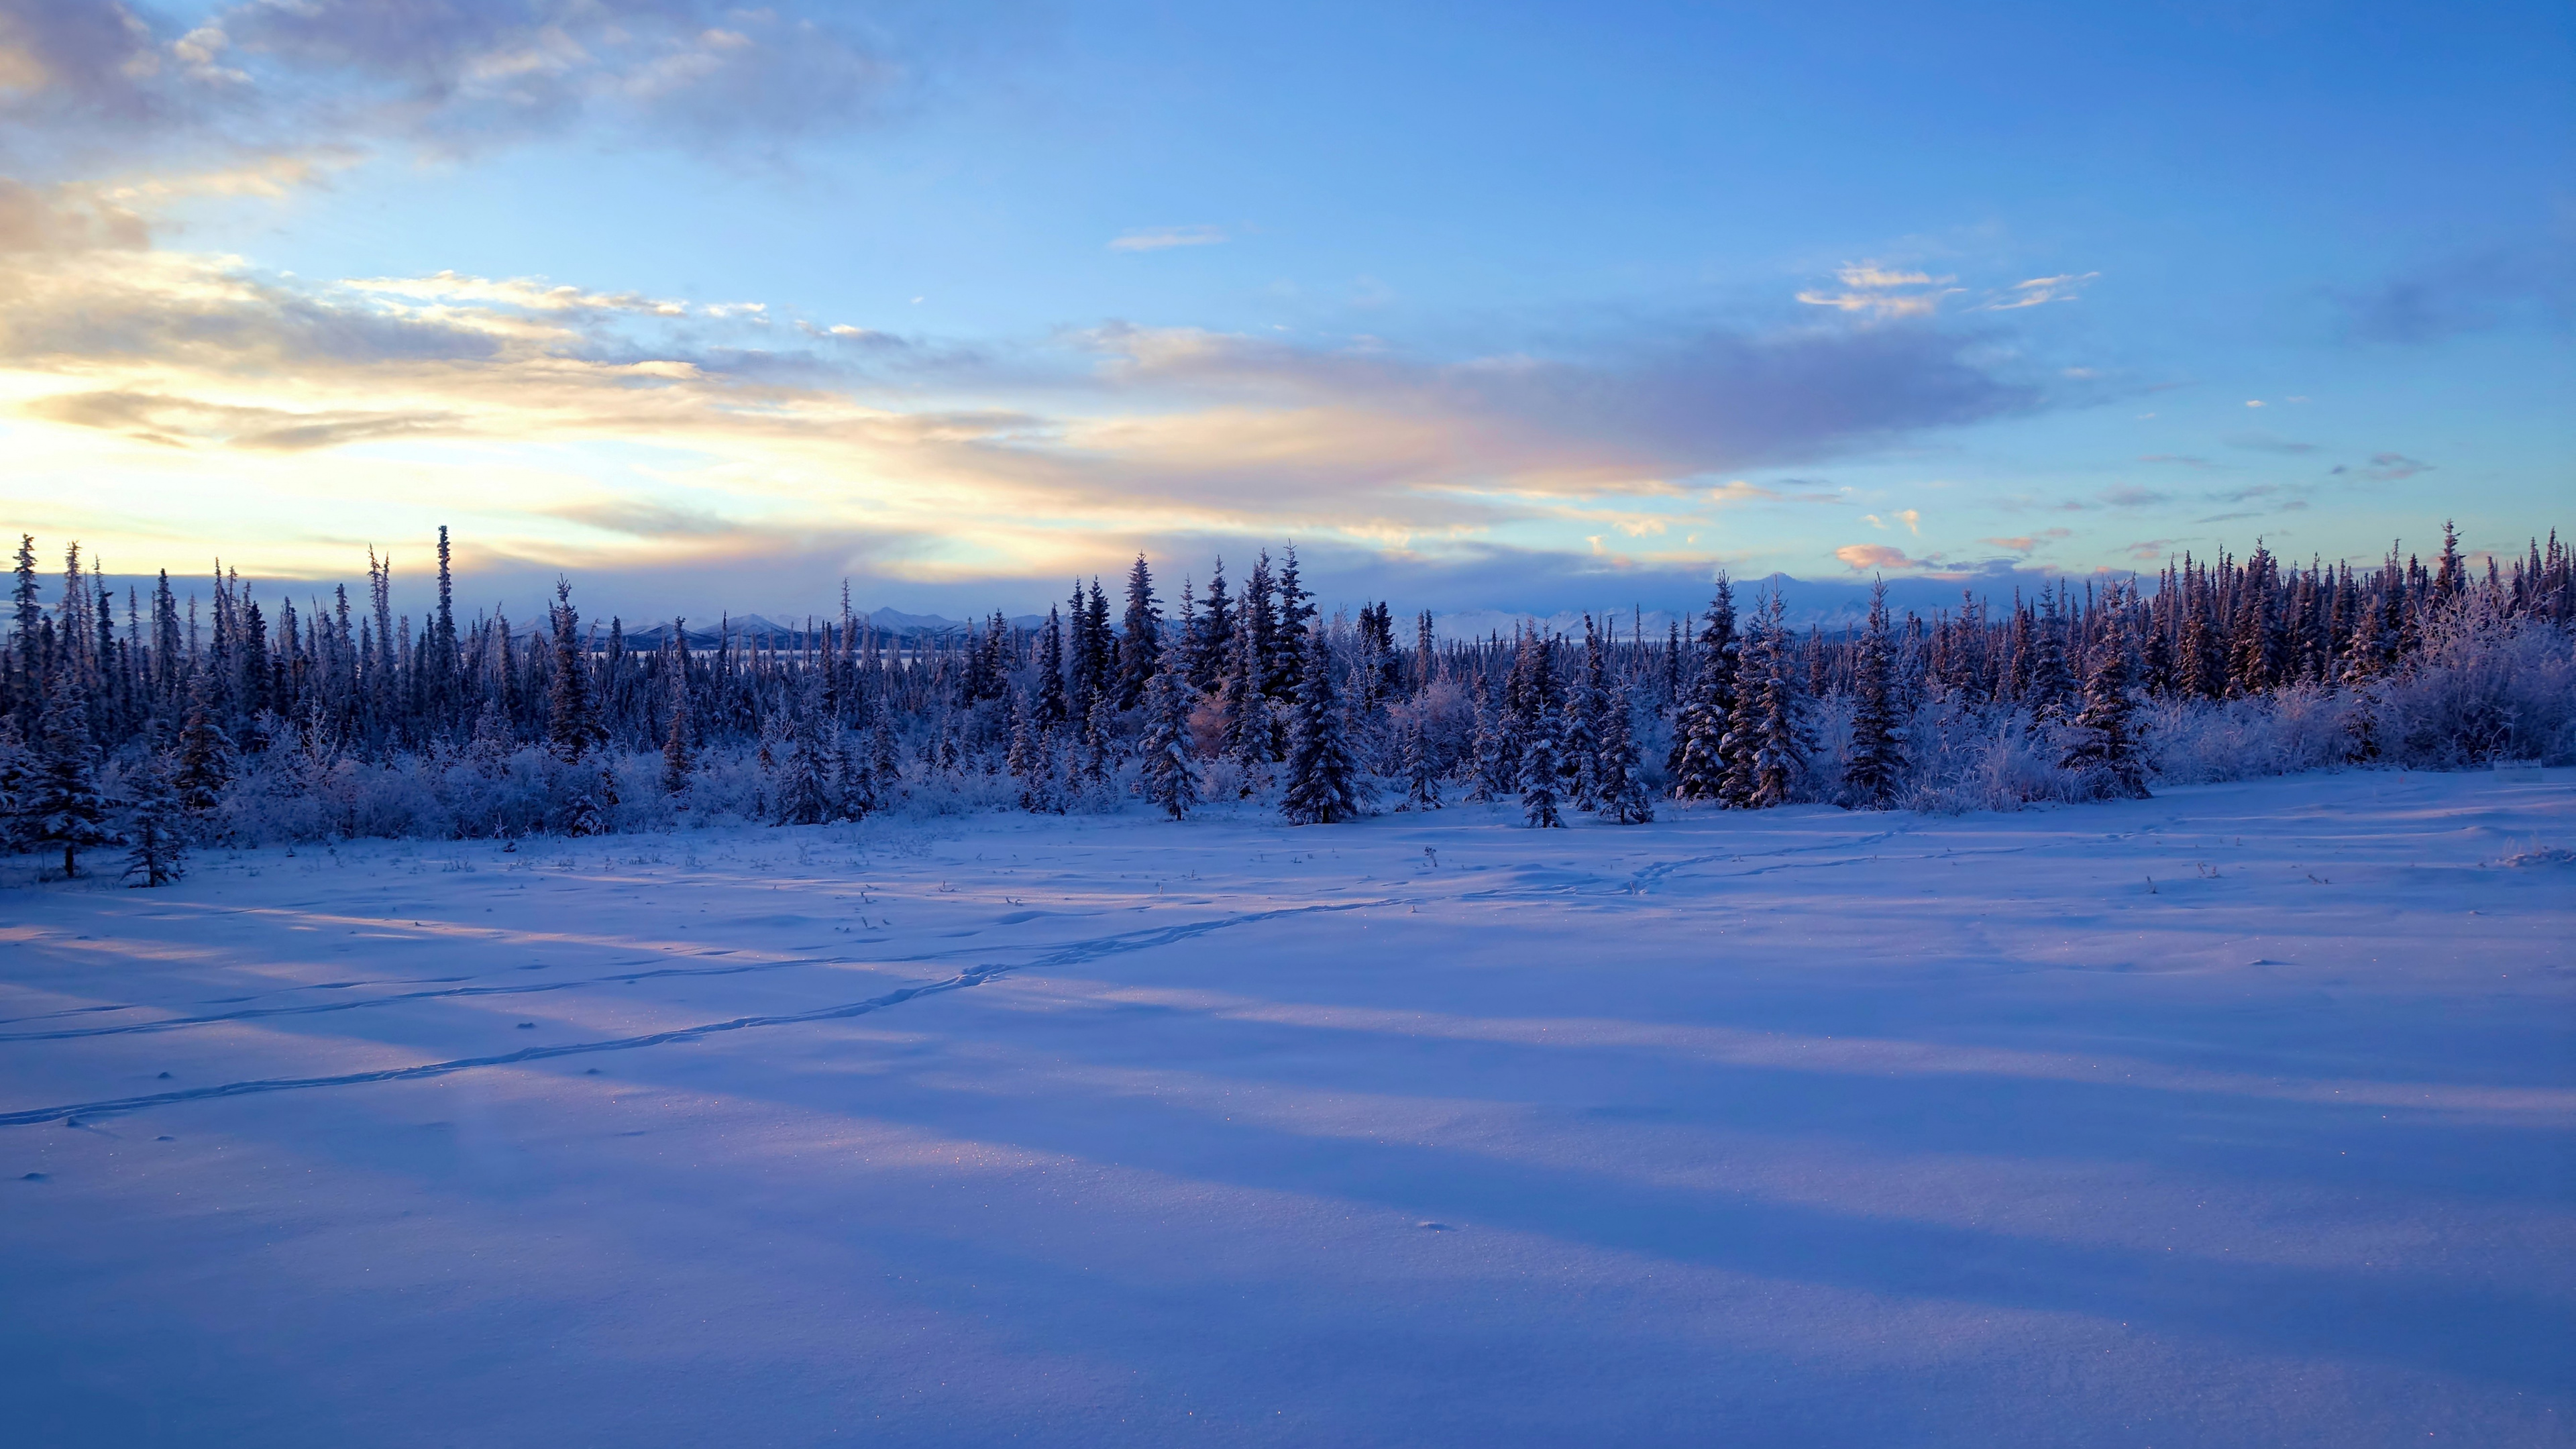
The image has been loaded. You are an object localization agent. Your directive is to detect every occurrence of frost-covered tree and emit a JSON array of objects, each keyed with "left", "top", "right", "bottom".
[
  {"left": 771, "top": 696, "right": 832, "bottom": 826},
  {"left": 1596, "top": 684, "right": 1653, "bottom": 824},
  {"left": 547, "top": 580, "right": 601, "bottom": 764},
  {"left": 2059, "top": 647, "right": 2149, "bottom": 799},
  {"left": 1841, "top": 580, "right": 1905, "bottom": 809},
  {"left": 1280, "top": 627, "right": 1360, "bottom": 824},
  {"left": 119, "top": 753, "right": 187, "bottom": 887},
  {"left": 1138, "top": 659, "right": 1198, "bottom": 821},
  {"left": 1116, "top": 553, "right": 1161, "bottom": 710},
  {"left": 1741, "top": 591, "right": 1811, "bottom": 809},
  {"left": 1399, "top": 710, "right": 1442, "bottom": 811},
  {"left": 29, "top": 669, "right": 113, "bottom": 875},
  {"left": 172, "top": 665, "right": 233, "bottom": 819},
  {"left": 1516, "top": 633, "right": 1566, "bottom": 828},
  {"left": 0, "top": 718, "right": 28, "bottom": 851},
  {"left": 1670, "top": 578, "right": 1737, "bottom": 801}
]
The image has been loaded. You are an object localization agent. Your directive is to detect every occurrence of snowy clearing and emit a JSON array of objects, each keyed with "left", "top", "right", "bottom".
[{"left": 3, "top": 769, "right": 2572, "bottom": 1446}]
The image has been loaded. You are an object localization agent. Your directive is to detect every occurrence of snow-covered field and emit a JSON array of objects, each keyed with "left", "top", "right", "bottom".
[{"left": 3, "top": 771, "right": 2571, "bottom": 1447}]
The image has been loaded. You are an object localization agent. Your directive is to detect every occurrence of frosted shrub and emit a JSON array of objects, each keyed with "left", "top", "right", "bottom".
[
  {"left": 2369, "top": 600, "right": 2576, "bottom": 767},
  {"left": 2142, "top": 686, "right": 2355, "bottom": 786}
]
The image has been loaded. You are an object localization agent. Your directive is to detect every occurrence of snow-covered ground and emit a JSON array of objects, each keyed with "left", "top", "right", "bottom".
[{"left": 3, "top": 771, "right": 2571, "bottom": 1447}]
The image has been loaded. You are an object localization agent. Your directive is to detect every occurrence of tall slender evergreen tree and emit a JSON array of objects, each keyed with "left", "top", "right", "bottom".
[
  {"left": 1842, "top": 580, "right": 1905, "bottom": 808},
  {"left": 1139, "top": 657, "right": 1199, "bottom": 821},
  {"left": 1280, "top": 627, "right": 1360, "bottom": 824}
]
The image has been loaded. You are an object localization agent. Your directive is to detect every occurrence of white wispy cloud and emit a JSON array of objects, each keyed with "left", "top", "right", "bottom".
[
  {"left": 1976, "top": 271, "right": 2098, "bottom": 311},
  {"left": 1109, "top": 225, "right": 1228, "bottom": 253},
  {"left": 1795, "top": 263, "right": 1960, "bottom": 319}
]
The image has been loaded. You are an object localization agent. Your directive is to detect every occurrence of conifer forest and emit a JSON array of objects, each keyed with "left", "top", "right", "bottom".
[{"left": 3, "top": 523, "right": 2571, "bottom": 877}]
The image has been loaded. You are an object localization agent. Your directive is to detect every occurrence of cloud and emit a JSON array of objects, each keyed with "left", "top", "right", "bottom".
[
  {"left": 1975, "top": 272, "right": 2099, "bottom": 311},
  {"left": 2223, "top": 431, "right": 2316, "bottom": 455},
  {"left": 0, "top": 1, "right": 947, "bottom": 171},
  {"left": 1834, "top": 542, "right": 1928, "bottom": 572},
  {"left": 2330, "top": 451, "right": 2434, "bottom": 482},
  {"left": 1795, "top": 263, "right": 1961, "bottom": 320},
  {"left": 1074, "top": 318, "right": 2035, "bottom": 498},
  {"left": 1110, "top": 225, "right": 1228, "bottom": 253},
  {"left": 0, "top": 238, "right": 2055, "bottom": 594},
  {"left": 342, "top": 270, "right": 689, "bottom": 317},
  {"left": 2100, "top": 486, "right": 2169, "bottom": 508},
  {"left": 0, "top": 175, "right": 147, "bottom": 251},
  {"left": 1977, "top": 528, "right": 2070, "bottom": 553},
  {"left": 2335, "top": 248, "right": 2573, "bottom": 346},
  {"left": 28, "top": 388, "right": 460, "bottom": 449}
]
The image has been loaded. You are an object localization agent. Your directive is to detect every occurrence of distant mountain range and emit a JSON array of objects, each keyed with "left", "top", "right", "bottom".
[{"left": 608, "top": 572, "right": 2095, "bottom": 647}]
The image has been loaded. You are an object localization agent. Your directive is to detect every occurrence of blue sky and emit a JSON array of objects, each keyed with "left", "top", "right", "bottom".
[{"left": 0, "top": 0, "right": 2566, "bottom": 619}]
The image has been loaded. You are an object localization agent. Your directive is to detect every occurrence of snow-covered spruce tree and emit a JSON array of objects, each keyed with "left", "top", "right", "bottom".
[
  {"left": 2059, "top": 646, "right": 2149, "bottom": 799},
  {"left": 546, "top": 579, "right": 602, "bottom": 765},
  {"left": 30, "top": 669, "right": 113, "bottom": 877},
  {"left": 1596, "top": 684, "right": 1654, "bottom": 824},
  {"left": 1116, "top": 553, "right": 1161, "bottom": 711},
  {"left": 119, "top": 753, "right": 187, "bottom": 887},
  {"left": 1744, "top": 590, "right": 1812, "bottom": 809},
  {"left": 172, "top": 664, "right": 233, "bottom": 822},
  {"left": 1139, "top": 658, "right": 1199, "bottom": 821},
  {"left": 1279, "top": 627, "right": 1360, "bottom": 824},
  {"left": 1080, "top": 690, "right": 1118, "bottom": 790},
  {"left": 771, "top": 696, "right": 832, "bottom": 826},
  {"left": 1841, "top": 579, "right": 1905, "bottom": 809},
  {"left": 834, "top": 726, "right": 875, "bottom": 821},
  {"left": 1400, "top": 710, "right": 1442, "bottom": 810},
  {"left": 1668, "top": 576, "right": 1737, "bottom": 800},
  {"left": 1517, "top": 634, "right": 1566, "bottom": 828},
  {"left": 1034, "top": 606, "right": 1070, "bottom": 735},
  {"left": 868, "top": 707, "right": 904, "bottom": 802},
  {"left": 1462, "top": 678, "right": 1501, "bottom": 803},
  {"left": 1225, "top": 685, "right": 1272, "bottom": 796},
  {"left": 1563, "top": 616, "right": 1605, "bottom": 811},
  {"left": 659, "top": 688, "right": 693, "bottom": 799},
  {"left": 2025, "top": 586, "right": 2077, "bottom": 724},
  {"left": 0, "top": 718, "right": 28, "bottom": 851}
]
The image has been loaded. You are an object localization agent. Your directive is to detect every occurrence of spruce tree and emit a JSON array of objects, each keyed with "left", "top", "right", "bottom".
[
  {"left": 1744, "top": 590, "right": 1811, "bottom": 809},
  {"left": 172, "top": 665, "right": 233, "bottom": 822},
  {"left": 1116, "top": 553, "right": 1161, "bottom": 710},
  {"left": 1464, "top": 678, "right": 1504, "bottom": 804},
  {"left": 547, "top": 580, "right": 600, "bottom": 764},
  {"left": 0, "top": 718, "right": 27, "bottom": 851},
  {"left": 1399, "top": 710, "right": 1442, "bottom": 811},
  {"left": 835, "top": 727, "right": 876, "bottom": 820},
  {"left": 772, "top": 698, "right": 831, "bottom": 826},
  {"left": 30, "top": 669, "right": 112, "bottom": 876},
  {"left": 1517, "top": 633, "right": 1566, "bottom": 828},
  {"left": 1279, "top": 627, "right": 1360, "bottom": 824},
  {"left": 1034, "top": 606, "right": 1069, "bottom": 734},
  {"left": 1080, "top": 690, "right": 1117, "bottom": 789},
  {"left": 1139, "top": 659, "right": 1199, "bottom": 820},
  {"left": 2060, "top": 647, "right": 2150, "bottom": 799},
  {"left": 1841, "top": 580, "right": 1905, "bottom": 809},
  {"left": 660, "top": 667, "right": 693, "bottom": 797},
  {"left": 1596, "top": 684, "right": 1653, "bottom": 824},
  {"left": 120, "top": 753, "right": 187, "bottom": 887},
  {"left": 1191, "top": 561, "right": 1233, "bottom": 692},
  {"left": 1668, "top": 578, "right": 1736, "bottom": 800}
]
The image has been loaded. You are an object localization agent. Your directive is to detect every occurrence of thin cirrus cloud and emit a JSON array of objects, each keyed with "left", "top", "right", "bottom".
[
  {"left": 1794, "top": 264, "right": 1961, "bottom": 319},
  {"left": 0, "top": 0, "right": 947, "bottom": 169},
  {"left": 1110, "top": 225, "right": 1228, "bottom": 252},
  {"left": 2332, "top": 451, "right": 2434, "bottom": 482}
]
